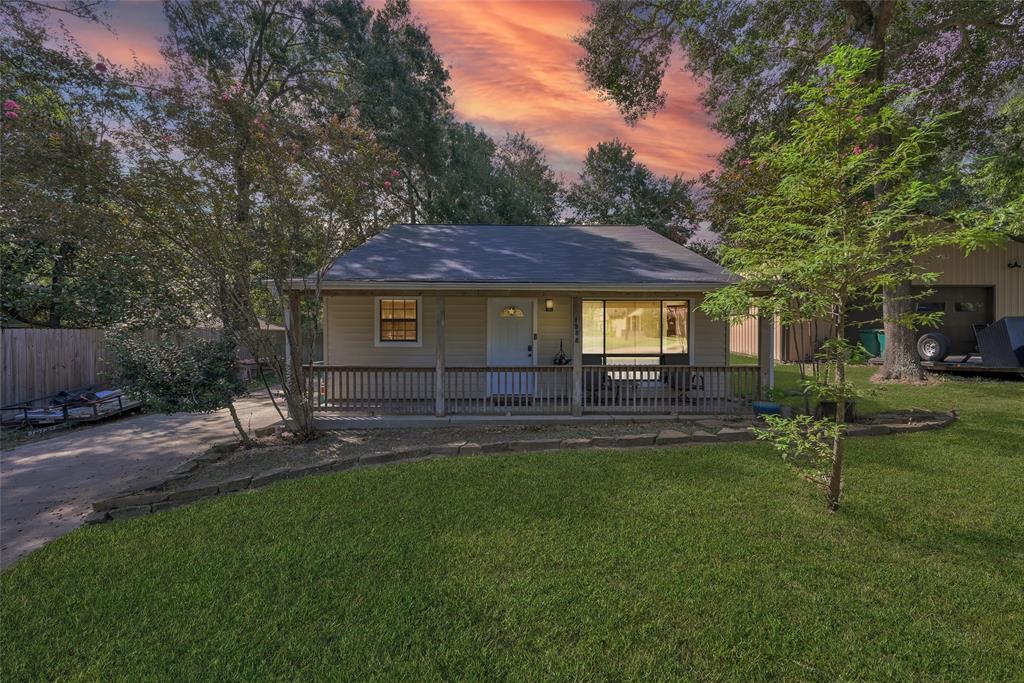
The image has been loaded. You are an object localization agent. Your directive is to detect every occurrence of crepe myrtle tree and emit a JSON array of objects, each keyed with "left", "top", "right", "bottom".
[
  {"left": 118, "top": 0, "right": 403, "bottom": 440},
  {"left": 701, "top": 46, "right": 985, "bottom": 511}
]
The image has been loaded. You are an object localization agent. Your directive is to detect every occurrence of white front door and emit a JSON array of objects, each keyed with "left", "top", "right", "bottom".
[{"left": 486, "top": 298, "right": 536, "bottom": 396}]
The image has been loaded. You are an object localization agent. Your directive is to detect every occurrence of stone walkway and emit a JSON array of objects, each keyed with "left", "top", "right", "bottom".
[{"left": 0, "top": 395, "right": 281, "bottom": 569}]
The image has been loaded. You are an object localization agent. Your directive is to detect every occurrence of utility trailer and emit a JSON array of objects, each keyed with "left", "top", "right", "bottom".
[
  {"left": 918, "top": 317, "right": 1024, "bottom": 379},
  {"left": 1, "top": 385, "right": 143, "bottom": 429}
]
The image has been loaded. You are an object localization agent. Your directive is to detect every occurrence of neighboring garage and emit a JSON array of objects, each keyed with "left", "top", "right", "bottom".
[
  {"left": 847, "top": 285, "right": 994, "bottom": 356},
  {"left": 732, "top": 240, "right": 1024, "bottom": 362}
]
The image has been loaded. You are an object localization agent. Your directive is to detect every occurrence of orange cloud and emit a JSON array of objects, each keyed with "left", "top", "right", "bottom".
[
  {"left": 409, "top": 0, "right": 726, "bottom": 179},
  {"left": 55, "top": 1, "right": 167, "bottom": 68},
  {"left": 60, "top": 0, "right": 726, "bottom": 178}
]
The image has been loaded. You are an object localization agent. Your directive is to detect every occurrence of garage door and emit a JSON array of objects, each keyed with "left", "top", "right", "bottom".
[{"left": 914, "top": 286, "right": 993, "bottom": 355}]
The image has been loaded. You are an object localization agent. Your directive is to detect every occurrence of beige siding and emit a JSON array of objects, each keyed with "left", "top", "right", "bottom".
[
  {"left": 324, "top": 292, "right": 730, "bottom": 367},
  {"left": 324, "top": 295, "right": 487, "bottom": 367},
  {"left": 920, "top": 242, "right": 1024, "bottom": 319},
  {"left": 692, "top": 294, "right": 729, "bottom": 366},
  {"left": 537, "top": 296, "right": 572, "bottom": 362}
]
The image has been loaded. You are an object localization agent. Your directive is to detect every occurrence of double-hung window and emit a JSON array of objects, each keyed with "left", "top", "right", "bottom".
[{"left": 375, "top": 297, "right": 421, "bottom": 346}]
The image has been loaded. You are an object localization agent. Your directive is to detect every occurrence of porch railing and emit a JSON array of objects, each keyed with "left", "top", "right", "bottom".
[
  {"left": 308, "top": 364, "right": 760, "bottom": 416},
  {"left": 582, "top": 364, "right": 758, "bottom": 414},
  {"left": 310, "top": 366, "right": 435, "bottom": 414},
  {"left": 444, "top": 366, "right": 573, "bottom": 414}
]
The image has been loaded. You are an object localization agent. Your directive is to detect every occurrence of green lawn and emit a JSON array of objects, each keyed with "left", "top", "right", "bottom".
[{"left": 3, "top": 365, "right": 1023, "bottom": 681}]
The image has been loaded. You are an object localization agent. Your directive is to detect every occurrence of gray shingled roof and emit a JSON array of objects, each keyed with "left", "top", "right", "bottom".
[{"left": 317, "top": 224, "right": 735, "bottom": 287}]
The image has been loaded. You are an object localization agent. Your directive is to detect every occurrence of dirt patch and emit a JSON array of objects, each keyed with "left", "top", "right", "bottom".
[{"left": 170, "top": 418, "right": 754, "bottom": 490}]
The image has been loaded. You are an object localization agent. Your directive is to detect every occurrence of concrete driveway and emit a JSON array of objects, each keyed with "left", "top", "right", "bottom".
[{"left": 1, "top": 395, "right": 282, "bottom": 569}]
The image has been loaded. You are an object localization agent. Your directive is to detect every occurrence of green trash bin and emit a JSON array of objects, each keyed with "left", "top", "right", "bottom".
[
  {"left": 876, "top": 330, "right": 885, "bottom": 356},
  {"left": 858, "top": 329, "right": 882, "bottom": 357}
]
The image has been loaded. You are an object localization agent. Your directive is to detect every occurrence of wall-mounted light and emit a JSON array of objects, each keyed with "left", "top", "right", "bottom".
[{"left": 544, "top": 298, "right": 555, "bottom": 312}]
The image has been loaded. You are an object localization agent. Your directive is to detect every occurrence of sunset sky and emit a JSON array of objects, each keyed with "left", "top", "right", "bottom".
[{"left": 60, "top": 0, "right": 726, "bottom": 179}]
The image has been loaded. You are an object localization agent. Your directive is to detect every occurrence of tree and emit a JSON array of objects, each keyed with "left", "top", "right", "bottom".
[
  {"left": 0, "top": 0, "right": 195, "bottom": 328},
  {"left": 701, "top": 47, "right": 968, "bottom": 511},
  {"left": 118, "top": 0, "right": 402, "bottom": 439},
  {"left": 490, "top": 132, "right": 562, "bottom": 224},
  {"left": 956, "top": 93, "right": 1024, "bottom": 241},
  {"left": 423, "top": 125, "right": 563, "bottom": 224},
  {"left": 422, "top": 122, "right": 499, "bottom": 223},
  {"left": 685, "top": 239, "right": 721, "bottom": 264},
  {"left": 578, "top": 0, "right": 1023, "bottom": 380},
  {"left": 565, "top": 139, "right": 696, "bottom": 240},
  {"left": 350, "top": 0, "right": 453, "bottom": 224}
]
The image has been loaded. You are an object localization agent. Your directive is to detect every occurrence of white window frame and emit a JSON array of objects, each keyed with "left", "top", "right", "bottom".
[{"left": 374, "top": 296, "right": 423, "bottom": 348}]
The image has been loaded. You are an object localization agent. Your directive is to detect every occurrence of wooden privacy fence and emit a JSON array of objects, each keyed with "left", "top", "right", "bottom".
[
  {"left": 1, "top": 329, "right": 113, "bottom": 408},
  {"left": 1, "top": 327, "right": 311, "bottom": 408}
]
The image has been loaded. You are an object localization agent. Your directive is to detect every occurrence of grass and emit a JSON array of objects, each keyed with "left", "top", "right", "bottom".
[{"left": 2, "top": 365, "right": 1023, "bottom": 680}]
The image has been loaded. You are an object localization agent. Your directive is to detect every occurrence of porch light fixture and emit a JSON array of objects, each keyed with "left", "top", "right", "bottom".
[
  {"left": 544, "top": 298, "right": 554, "bottom": 312},
  {"left": 501, "top": 305, "right": 525, "bottom": 318}
]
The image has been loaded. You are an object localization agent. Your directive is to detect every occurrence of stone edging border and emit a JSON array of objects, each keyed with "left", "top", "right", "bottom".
[{"left": 86, "top": 410, "right": 956, "bottom": 524}]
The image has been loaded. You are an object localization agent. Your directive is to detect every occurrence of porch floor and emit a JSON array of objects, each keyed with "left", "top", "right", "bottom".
[{"left": 313, "top": 412, "right": 754, "bottom": 430}]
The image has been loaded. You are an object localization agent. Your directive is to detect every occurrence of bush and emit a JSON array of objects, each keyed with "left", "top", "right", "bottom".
[{"left": 109, "top": 332, "right": 246, "bottom": 414}]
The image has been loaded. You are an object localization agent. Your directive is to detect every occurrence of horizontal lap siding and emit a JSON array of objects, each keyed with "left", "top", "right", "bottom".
[
  {"left": 324, "top": 295, "right": 575, "bottom": 368},
  {"left": 920, "top": 242, "right": 1024, "bottom": 319},
  {"left": 537, "top": 296, "right": 571, "bottom": 364},
  {"left": 692, "top": 294, "right": 728, "bottom": 366},
  {"left": 325, "top": 296, "right": 485, "bottom": 367}
]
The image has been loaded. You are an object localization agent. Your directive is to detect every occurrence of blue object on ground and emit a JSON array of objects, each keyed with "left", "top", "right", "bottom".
[{"left": 752, "top": 401, "right": 782, "bottom": 415}]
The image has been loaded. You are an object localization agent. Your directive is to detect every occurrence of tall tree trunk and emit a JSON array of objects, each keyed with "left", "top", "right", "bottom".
[
  {"left": 283, "top": 291, "right": 315, "bottom": 439},
  {"left": 876, "top": 279, "right": 926, "bottom": 380},
  {"left": 845, "top": 0, "right": 923, "bottom": 381},
  {"left": 48, "top": 241, "right": 73, "bottom": 328}
]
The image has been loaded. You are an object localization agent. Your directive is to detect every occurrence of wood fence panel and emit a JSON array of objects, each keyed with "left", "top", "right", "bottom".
[
  {"left": 2, "top": 329, "right": 109, "bottom": 406},
  {"left": 2, "top": 326, "right": 312, "bottom": 407}
]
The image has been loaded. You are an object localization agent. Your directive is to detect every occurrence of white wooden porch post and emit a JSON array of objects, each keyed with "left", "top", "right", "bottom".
[
  {"left": 571, "top": 296, "right": 582, "bottom": 416},
  {"left": 434, "top": 295, "right": 446, "bottom": 417},
  {"left": 757, "top": 311, "right": 774, "bottom": 398}
]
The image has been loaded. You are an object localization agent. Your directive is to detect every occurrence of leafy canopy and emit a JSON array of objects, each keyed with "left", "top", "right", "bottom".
[
  {"left": 565, "top": 139, "right": 696, "bottom": 240},
  {"left": 703, "top": 46, "right": 958, "bottom": 329},
  {"left": 702, "top": 45, "right": 979, "bottom": 510}
]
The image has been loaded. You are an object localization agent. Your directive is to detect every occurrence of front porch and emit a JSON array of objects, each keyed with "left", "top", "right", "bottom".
[
  {"left": 307, "top": 363, "right": 764, "bottom": 417},
  {"left": 297, "top": 292, "right": 775, "bottom": 419}
]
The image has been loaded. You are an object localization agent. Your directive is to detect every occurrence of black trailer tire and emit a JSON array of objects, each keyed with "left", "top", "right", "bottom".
[{"left": 917, "top": 332, "right": 950, "bottom": 361}]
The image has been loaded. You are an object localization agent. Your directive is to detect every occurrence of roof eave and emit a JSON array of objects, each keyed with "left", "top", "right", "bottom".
[{"left": 281, "top": 279, "right": 738, "bottom": 292}]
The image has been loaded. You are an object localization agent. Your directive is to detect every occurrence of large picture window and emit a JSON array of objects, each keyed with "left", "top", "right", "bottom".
[
  {"left": 376, "top": 297, "right": 420, "bottom": 345},
  {"left": 582, "top": 300, "right": 689, "bottom": 363}
]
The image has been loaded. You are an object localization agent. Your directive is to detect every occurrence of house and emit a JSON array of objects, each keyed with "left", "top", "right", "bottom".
[
  {"left": 284, "top": 224, "right": 774, "bottom": 421},
  {"left": 730, "top": 240, "right": 1024, "bottom": 362}
]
